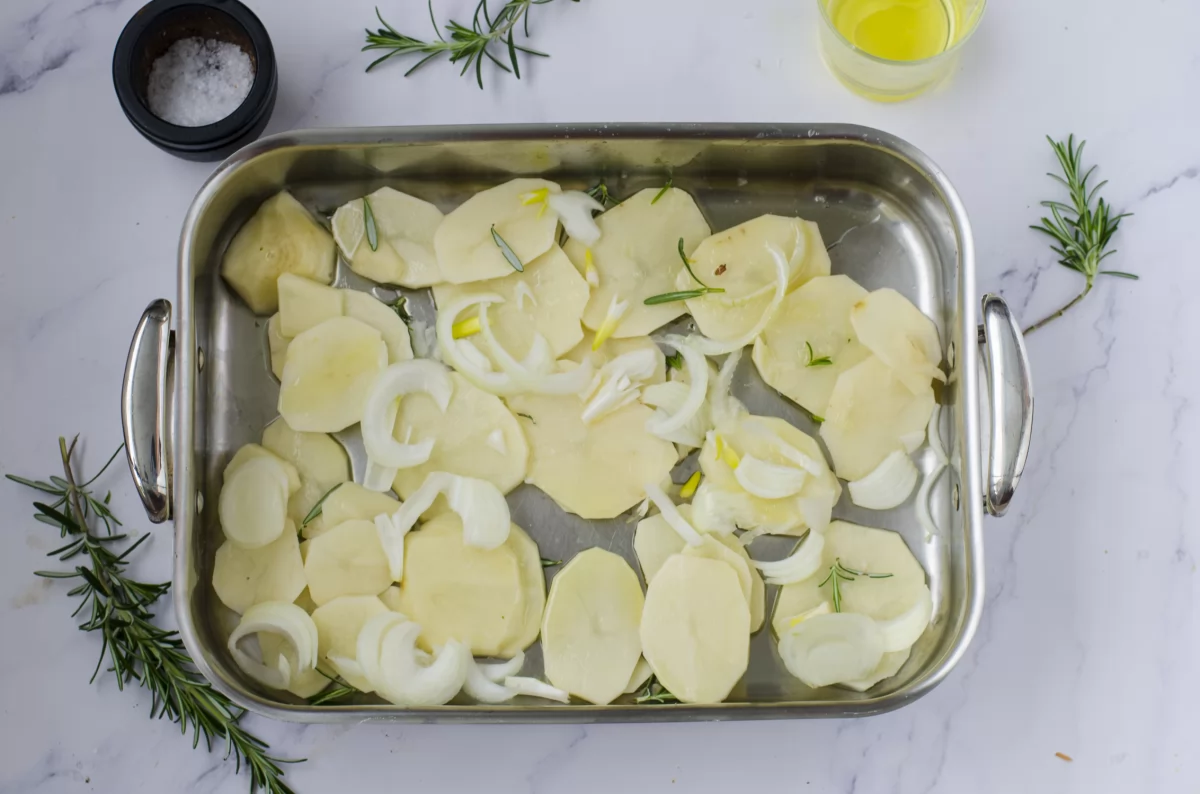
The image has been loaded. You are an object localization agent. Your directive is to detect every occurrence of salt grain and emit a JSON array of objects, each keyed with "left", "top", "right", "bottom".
[{"left": 147, "top": 37, "right": 255, "bottom": 127}]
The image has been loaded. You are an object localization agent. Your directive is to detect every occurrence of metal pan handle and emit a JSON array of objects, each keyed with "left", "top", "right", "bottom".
[
  {"left": 977, "top": 294, "right": 1034, "bottom": 517},
  {"left": 121, "top": 299, "right": 174, "bottom": 523}
]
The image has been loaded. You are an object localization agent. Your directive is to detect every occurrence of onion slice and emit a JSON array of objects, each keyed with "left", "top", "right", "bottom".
[
  {"left": 778, "top": 612, "right": 885, "bottom": 689},
  {"left": 360, "top": 360, "right": 453, "bottom": 492},
  {"left": 504, "top": 676, "right": 571, "bottom": 703},
  {"left": 479, "top": 651, "right": 526, "bottom": 683},
  {"left": 709, "top": 349, "right": 746, "bottom": 427},
  {"left": 582, "top": 348, "right": 660, "bottom": 424},
  {"left": 847, "top": 450, "right": 919, "bottom": 510},
  {"left": 734, "top": 455, "right": 807, "bottom": 499},
  {"left": 642, "top": 482, "right": 704, "bottom": 546},
  {"left": 464, "top": 660, "right": 517, "bottom": 703},
  {"left": 356, "top": 611, "right": 410, "bottom": 691},
  {"left": 374, "top": 621, "right": 470, "bottom": 707},
  {"left": 688, "top": 243, "right": 790, "bottom": 356},
  {"left": 645, "top": 336, "right": 708, "bottom": 436},
  {"left": 547, "top": 191, "right": 605, "bottom": 247},
  {"left": 877, "top": 584, "right": 933, "bottom": 652},
  {"left": 751, "top": 531, "right": 825, "bottom": 585},
  {"left": 227, "top": 602, "right": 319, "bottom": 690}
]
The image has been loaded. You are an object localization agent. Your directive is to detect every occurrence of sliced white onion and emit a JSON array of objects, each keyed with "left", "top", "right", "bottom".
[
  {"left": 362, "top": 360, "right": 452, "bottom": 477},
  {"left": 479, "top": 651, "right": 526, "bottom": 683},
  {"left": 357, "top": 611, "right": 410, "bottom": 691},
  {"left": 444, "top": 475, "right": 511, "bottom": 549},
  {"left": 642, "top": 381, "right": 710, "bottom": 448},
  {"left": 513, "top": 280, "right": 537, "bottom": 312},
  {"left": 926, "top": 405, "right": 947, "bottom": 465},
  {"left": 848, "top": 450, "right": 919, "bottom": 510},
  {"left": 645, "top": 336, "right": 708, "bottom": 436},
  {"left": 688, "top": 243, "right": 790, "bottom": 356},
  {"left": 464, "top": 660, "right": 517, "bottom": 703},
  {"left": 219, "top": 456, "right": 290, "bottom": 549},
  {"left": 438, "top": 294, "right": 521, "bottom": 394},
  {"left": 900, "top": 429, "right": 927, "bottom": 453},
  {"left": 633, "top": 497, "right": 651, "bottom": 519},
  {"left": 503, "top": 676, "right": 571, "bottom": 703},
  {"left": 778, "top": 612, "right": 885, "bottom": 689},
  {"left": 592, "top": 295, "right": 630, "bottom": 350},
  {"left": 741, "top": 417, "right": 828, "bottom": 478},
  {"left": 458, "top": 338, "right": 495, "bottom": 372},
  {"left": 327, "top": 654, "right": 368, "bottom": 691},
  {"left": 486, "top": 429, "right": 508, "bottom": 455},
  {"left": 709, "top": 349, "right": 746, "bottom": 427},
  {"left": 227, "top": 602, "right": 319, "bottom": 690},
  {"left": 780, "top": 601, "right": 833, "bottom": 630},
  {"left": 374, "top": 621, "right": 470, "bottom": 707},
  {"left": 752, "top": 531, "right": 825, "bottom": 585},
  {"left": 362, "top": 460, "right": 399, "bottom": 493},
  {"left": 877, "top": 585, "right": 933, "bottom": 652},
  {"left": 689, "top": 480, "right": 743, "bottom": 535},
  {"left": 795, "top": 479, "right": 838, "bottom": 534},
  {"left": 734, "top": 454, "right": 808, "bottom": 499},
  {"left": 642, "top": 482, "right": 704, "bottom": 546},
  {"left": 582, "top": 348, "right": 660, "bottom": 424},
  {"left": 374, "top": 512, "right": 411, "bottom": 582},
  {"left": 548, "top": 191, "right": 605, "bottom": 247}
]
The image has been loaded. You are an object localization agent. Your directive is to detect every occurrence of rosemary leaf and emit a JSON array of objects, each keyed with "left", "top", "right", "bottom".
[
  {"left": 650, "top": 178, "right": 672, "bottom": 205},
  {"left": 363, "top": 197, "right": 379, "bottom": 251},
  {"left": 804, "top": 341, "right": 833, "bottom": 368},
  {"left": 643, "top": 288, "right": 724, "bottom": 306},
  {"left": 665, "top": 351, "right": 683, "bottom": 370},
  {"left": 491, "top": 225, "right": 525, "bottom": 272},
  {"left": 302, "top": 483, "right": 343, "bottom": 528},
  {"left": 677, "top": 237, "right": 711, "bottom": 288},
  {"left": 540, "top": 557, "right": 562, "bottom": 567}
]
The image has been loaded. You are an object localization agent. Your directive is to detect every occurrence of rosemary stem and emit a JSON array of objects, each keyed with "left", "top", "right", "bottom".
[{"left": 1022, "top": 279, "right": 1093, "bottom": 336}]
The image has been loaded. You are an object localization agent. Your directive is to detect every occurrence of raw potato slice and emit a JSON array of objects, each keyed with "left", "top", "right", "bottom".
[
  {"left": 219, "top": 455, "right": 291, "bottom": 549},
  {"left": 681, "top": 536, "right": 753, "bottom": 614},
  {"left": 320, "top": 482, "right": 400, "bottom": 528},
  {"left": 634, "top": 506, "right": 689, "bottom": 583},
  {"left": 342, "top": 289, "right": 414, "bottom": 363},
  {"left": 843, "top": 647, "right": 911, "bottom": 692},
  {"left": 396, "top": 514, "right": 526, "bottom": 657},
  {"left": 212, "top": 523, "right": 306, "bottom": 614},
  {"left": 819, "top": 356, "right": 935, "bottom": 481},
  {"left": 224, "top": 444, "right": 300, "bottom": 495},
  {"left": 277, "top": 273, "right": 342, "bottom": 338},
  {"left": 564, "top": 332, "right": 667, "bottom": 385},
  {"left": 564, "top": 187, "right": 711, "bottom": 338},
  {"left": 221, "top": 191, "right": 335, "bottom": 314},
  {"left": 392, "top": 373, "right": 528, "bottom": 507},
  {"left": 771, "top": 521, "right": 929, "bottom": 637},
  {"left": 640, "top": 555, "right": 750, "bottom": 704},
  {"left": 261, "top": 419, "right": 351, "bottom": 539},
  {"left": 278, "top": 317, "right": 387, "bottom": 433},
  {"left": 697, "top": 415, "right": 841, "bottom": 535},
  {"left": 712, "top": 533, "right": 766, "bottom": 632},
  {"left": 433, "top": 245, "right": 589, "bottom": 360},
  {"left": 682, "top": 216, "right": 830, "bottom": 343},
  {"left": 850, "top": 288, "right": 943, "bottom": 393},
  {"left": 303, "top": 519, "right": 393, "bottom": 606},
  {"left": 434, "top": 178, "right": 561, "bottom": 284},
  {"left": 542, "top": 548, "right": 644, "bottom": 705},
  {"left": 499, "top": 523, "right": 548, "bottom": 657},
  {"left": 336, "top": 188, "right": 445, "bottom": 288},
  {"left": 267, "top": 314, "right": 289, "bottom": 380},
  {"left": 311, "top": 595, "right": 389, "bottom": 691},
  {"left": 752, "top": 275, "right": 871, "bottom": 417},
  {"left": 506, "top": 392, "right": 676, "bottom": 520},
  {"left": 259, "top": 631, "right": 329, "bottom": 698}
]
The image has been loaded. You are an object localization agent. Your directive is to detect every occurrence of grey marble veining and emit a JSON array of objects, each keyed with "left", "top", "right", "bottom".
[{"left": 2, "top": 0, "right": 1199, "bottom": 792}]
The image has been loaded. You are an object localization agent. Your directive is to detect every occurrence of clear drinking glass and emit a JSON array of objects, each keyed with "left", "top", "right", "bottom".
[{"left": 817, "top": 0, "right": 987, "bottom": 102}]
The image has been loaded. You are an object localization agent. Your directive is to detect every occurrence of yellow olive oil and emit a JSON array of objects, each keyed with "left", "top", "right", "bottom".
[{"left": 828, "top": 0, "right": 965, "bottom": 61}]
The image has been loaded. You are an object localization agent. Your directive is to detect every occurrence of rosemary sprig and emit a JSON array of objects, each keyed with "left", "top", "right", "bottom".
[
  {"left": 363, "top": 197, "right": 379, "bottom": 251},
  {"left": 7, "top": 437, "right": 297, "bottom": 794},
  {"left": 491, "top": 225, "right": 524, "bottom": 272},
  {"left": 664, "top": 351, "right": 683, "bottom": 370},
  {"left": 391, "top": 295, "right": 413, "bottom": 325},
  {"left": 586, "top": 180, "right": 619, "bottom": 208},
  {"left": 363, "top": 0, "right": 578, "bottom": 89},
  {"left": 634, "top": 676, "right": 679, "bottom": 704},
  {"left": 540, "top": 557, "right": 562, "bottom": 567},
  {"left": 643, "top": 289, "right": 720, "bottom": 306},
  {"left": 308, "top": 670, "right": 360, "bottom": 706},
  {"left": 302, "top": 483, "right": 342, "bottom": 528},
  {"left": 677, "top": 237, "right": 712, "bottom": 288},
  {"left": 650, "top": 178, "right": 672, "bottom": 205},
  {"left": 1023, "top": 134, "right": 1134, "bottom": 335},
  {"left": 817, "top": 558, "right": 892, "bottom": 613},
  {"left": 804, "top": 341, "right": 832, "bottom": 368}
]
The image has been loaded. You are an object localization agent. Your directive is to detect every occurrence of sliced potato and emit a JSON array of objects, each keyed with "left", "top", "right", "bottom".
[
  {"left": 625, "top": 656, "right": 655, "bottom": 694},
  {"left": 219, "top": 455, "right": 292, "bottom": 549},
  {"left": 499, "top": 523, "right": 547, "bottom": 657},
  {"left": 212, "top": 523, "right": 306, "bottom": 614},
  {"left": 563, "top": 187, "right": 710, "bottom": 338},
  {"left": 303, "top": 519, "right": 392, "bottom": 606},
  {"left": 320, "top": 482, "right": 400, "bottom": 528},
  {"left": 542, "top": 548, "right": 644, "bottom": 705},
  {"left": 396, "top": 514, "right": 525, "bottom": 656},
  {"left": 819, "top": 355, "right": 935, "bottom": 481},
  {"left": 634, "top": 506, "right": 689, "bottom": 583},
  {"left": 682, "top": 536, "right": 753, "bottom": 613},
  {"left": 712, "top": 533, "right": 766, "bottom": 632},
  {"left": 342, "top": 289, "right": 414, "bottom": 364},
  {"left": 393, "top": 373, "right": 528, "bottom": 509},
  {"left": 277, "top": 273, "right": 342, "bottom": 338},
  {"left": 267, "top": 314, "right": 289, "bottom": 380},
  {"left": 682, "top": 215, "right": 830, "bottom": 342},
  {"left": 434, "top": 178, "right": 560, "bottom": 284},
  {"left": 752, "top": 275, "right": 871, "bottom": 417},
  {"left": 337, "top": 187, "right": 445, "bottom": 288},
  {"left": 259, "top": 631, "right": 329, "bottom": 698},
  {"left": 311, "top": 595, "right": 389, "bottom": 691},
  {"left": 640, "top": 554, "right": 750, "bottom": 704},
  {"left": 850, "top": 288, "right": 943, "bottom": 393},
  {"left": 843, "top": 648, "right": 911, "bottom": 692},
  {"left": 224, "top": 443, "right": 300, "bottom": 495},
  {"left": 221, "top": 191, "right": 335, "bottom": 315},
  {"left": 506, "top": 392, "right": 676, "bottom": 520},
  {"left": 697, "top": 415, "right": 840, "bottom": 535},
  {"left": 261, "top": 419, "right": 351, "bottom": 539},
  {"left": 278, "top": 317, "right": 387, "bottom": 433},
  {"left": 563, "top": 332, "right": 667, "bottom": 385},
  {"left": 771, "top": 521, "right": 929, "bottom": 637},
  {"left": 433, "top": 244, "right": 589, "bottom": 360}
]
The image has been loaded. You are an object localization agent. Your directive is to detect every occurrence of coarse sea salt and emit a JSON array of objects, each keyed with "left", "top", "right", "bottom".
[{"left": 147, "top": 37, "right": 255, "bottom": 127}]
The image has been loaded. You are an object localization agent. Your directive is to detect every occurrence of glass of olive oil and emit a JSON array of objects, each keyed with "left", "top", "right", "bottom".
[{"left": 817, "top": 0, "right": 986, "bottom": 101}]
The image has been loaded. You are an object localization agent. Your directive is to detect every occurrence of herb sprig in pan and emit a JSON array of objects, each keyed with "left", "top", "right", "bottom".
[{"left": 7, "top": 437, "right": 298, "bottom": 794}]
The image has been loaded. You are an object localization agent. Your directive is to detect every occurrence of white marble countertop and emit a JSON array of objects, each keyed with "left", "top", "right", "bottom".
[{"left": 2, "top": 0, "right": 1198, "bottom": 791}]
